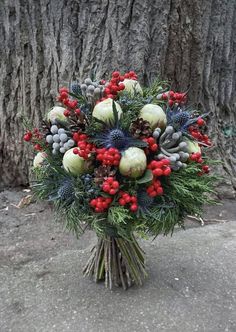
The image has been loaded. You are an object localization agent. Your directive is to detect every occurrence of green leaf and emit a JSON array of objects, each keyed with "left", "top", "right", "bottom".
[
  {"left": 93, "top": 116, "right": 107, "bottom": 126},
  {"left": 129, "top": 138, "right": 148, "bottom": 148},
  {"left": 137, "top": 170, "right": 153, "bottom": 184}
]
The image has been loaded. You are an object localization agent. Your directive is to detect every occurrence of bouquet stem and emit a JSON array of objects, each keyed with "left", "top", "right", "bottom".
[{"left": 83, "top": 234, "right": 147, "bottom": 290}]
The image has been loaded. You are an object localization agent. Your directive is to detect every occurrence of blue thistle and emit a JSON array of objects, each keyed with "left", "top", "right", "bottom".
[
  {"left": 48, "top": 178, "right": 75, "bottom": 204},
  {"left": 167, "top": 105, "right": 207, "bottom": 132},
  {"left": 91, "top": 100, "right": 147, "bottom": 151},
  {"left": 70, "top": 81, "right": 81, "bottom": 95}
]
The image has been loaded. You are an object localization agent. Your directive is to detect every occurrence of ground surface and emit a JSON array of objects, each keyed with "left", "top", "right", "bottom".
[{"left": 0, "top": 189, "right": 236, "bottom": 332}]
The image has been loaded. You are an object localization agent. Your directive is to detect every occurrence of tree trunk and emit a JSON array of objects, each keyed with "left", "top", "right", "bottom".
[{"left": 0, "top": 0, "right": 235, "bottom": 196}]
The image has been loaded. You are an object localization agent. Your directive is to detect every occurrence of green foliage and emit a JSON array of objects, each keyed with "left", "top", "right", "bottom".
[
  {"left": 140, "top": 163, "right": 218, "bottom": 237},
  {"left": 107, "top": 206, "right": 135, "bottom": 240}
]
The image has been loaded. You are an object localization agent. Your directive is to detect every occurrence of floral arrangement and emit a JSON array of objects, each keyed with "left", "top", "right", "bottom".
[{"left": 24, "top": 70, "right": 217, "bottom": 289}]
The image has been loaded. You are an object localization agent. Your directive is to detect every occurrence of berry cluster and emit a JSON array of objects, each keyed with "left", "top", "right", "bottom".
[
  {"left": 146, "top": 179, "right": 164, "bottom": 197},
  {"left": 96, "top": 148, "right": 121, "bottom": 166},
  {"left": 189, "top": 125, "right": 211, "bottom": 146},
  {"left": 103, "top": 71, "right": 125, "bottom": 100},
  {"left": 64, "top": 108, "right": 81, "bottom": 117},
  {"left": 124, "top": 71, "right": 138, "bottom": 80},
  {"left": 23, "top": 128, "right": 44, "bottom": 151},
  {"left": 73, "top": 132, "right": 96, "bottom": 159},
  {"left": 57, "top": 87, "right": 78, "bottom": 110},
  {"left": 162, "top": 90, "right": 187, "bottom": 107},
  {"left": 118, "top": 192, "right": 138, "bottom": 212},
  {"left": 102, "top": 177, "right": 120, "bottom": 195},
  {"left": 190, "top": 152, "right": 203, "bottom": 163},
  {"left": 147, "top": 159, "right": 171, "bottom": 177},
  {"left": 90, "top": 197, "right": 112, "bottom": 213},
  {"left": 143, "top": 137, "right": 158, "bottom": 152}
]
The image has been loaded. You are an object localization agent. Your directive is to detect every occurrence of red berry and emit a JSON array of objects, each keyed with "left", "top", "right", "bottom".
[
  {"left": 112, "top": 181, "right": 119, "bottom": 189},
  {"left": 73, "top": 148, "right": 79, "bottom": 154},
  {"left": 119, "top": 83, "right": 125, "bottom": 90},
  {"left": 148, "top": 191, "right": 157, "bottom": 198},
  {"left": 130, "top": 204, "right": 138, "bottom": 212},
  {"left": 60, "top": 91, "right": 68, "bottom": 99},
  {"left": 23, "top": 132, "right": 32, "bottom": 142},
  {"left": 119, "top": 198, "right": 126, "bottom": 206},
  {"left": 64, "top": 109, "right": 70, "bottom": 117},
  {"left": 168, "top": 100, "right": 174, "bottom": 107},
  {"left": 197, "top": 118, "right": 205, "bottom": 126},
  {"left": 150, "top": 143, "right": 158, "bottom": 152},
  {"left": 75, "top": 108, "right": 81, "bottom": 115},
  {"left": 162, "top": 93, "right": 168, "bottom": 100},
  {"left": 109, "top": 189, "right": 116, "bottom": 195},
  {"left": 103, "top": 184, "right": 110, "bottom": 192},
  {"left": 163, "top": 167, "right": 171, "bottom": 176},
  {"left": 34, "top": 144, "right": 42, "bottom": 151},
  {"left": 112, "top": 71, "right": 120, "bottom": 78},
  {"left": 169, "top": 91, "right": 175, "bottom": 98},
  {"left": 156, "top": 187, "right": 163, "bottom": 196}
]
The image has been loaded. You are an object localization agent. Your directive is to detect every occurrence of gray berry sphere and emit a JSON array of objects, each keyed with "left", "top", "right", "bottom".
[
  {"left": 52, "top": 149, "right": 57, "bottom": 155},
  {"left": 165, "top": 126, "right": 174, "bottom": 134},
  {"left": 153, "top": 131, "right": 160, "bottom": 139},
  {"left": 52, "top": 142, "right": 60, "bottom": 150},
  {"left": 46, "top": 135, "right": 53, "bottom": 144},
  {"left": 60, "top": 133, "right": 68, "bottom": 143},
  {"left": 63, "top": 142, "right": 69, "bottom": 150},
  {"left": 59, "top": 147, "right": 66, "bottom": 154},
  {"left": 53, "top": 134, "right": 60, "bottom": 143},
  {"left": 58, "top": 128, "right": 65, "bottom": 135},
  {"left": 84, "top": 78, "right": 92, "bottom": 85},
  {"left": 67, "top": 139, "right": 75, "bottom": 148},
  {"left": 81, "top": 84, "right": 87, "bottom": 91},
  {"left": 87, "top": 85, "right": 95, "bottom": 93},
  {"left": 50, "top": 125, "right": 58, "bottom": 134}
]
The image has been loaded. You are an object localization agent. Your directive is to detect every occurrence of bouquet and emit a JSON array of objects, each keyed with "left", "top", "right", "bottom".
[{"left": 24, "top": 70, "right": 217, "bottom": 289}]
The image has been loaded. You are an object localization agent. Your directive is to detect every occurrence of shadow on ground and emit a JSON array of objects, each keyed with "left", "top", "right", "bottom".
[{"left": 0, "top": 189, "right": 236, "bottom": 332}]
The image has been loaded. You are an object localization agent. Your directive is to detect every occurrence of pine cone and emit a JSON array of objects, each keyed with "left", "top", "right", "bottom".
[
  {"left": 94, "top": 166, "right": 116, "bottom": 185},
  {"left": 130, "top": 118, "right": 152, "bottom": 138}
]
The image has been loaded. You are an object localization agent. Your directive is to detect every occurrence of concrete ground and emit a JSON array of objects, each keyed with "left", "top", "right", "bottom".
[{"left": 0, "top": 189, "right": 236, "bottom": 332}]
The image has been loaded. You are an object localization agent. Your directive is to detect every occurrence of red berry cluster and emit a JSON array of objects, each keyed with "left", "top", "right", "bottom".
[
  {"left": 23, "top": 128, "right": 44, "bottom": 151},
  {"left": 118, "top": 192, "right": 138, "bottom": 212},
  {"left": 90, "top": 197, "right": 112, "bottom": 213},
  {"left": 188, "top": 124, "right": 211, "bottom": 146},
  {"left": 162, "top": 90, "right": 187, "bottom": 107},
  {"left": 124, "top": 71, "right": 138, "bottom": 80},
  {"left": 96, "top": 148, "right": 121, "bottom": 166},
  {"left": 102, "top": 177, "right": 120, "bottom": 195},
  {"left": 190, "top": 152, "right": 203, "bottom": 163},
  {"left": 57, "top": 87, "right": 78, "bottom": 111},
  {"left": 147, "top": 159, "right": 171, "bottom": 177},
  {"left": 146, "top": 179, "right": 164, "bottom": 197},
  {"left": 64, "top": 108, "right": 81, "bottom": 117},
  {"left": 143, "top": 137, "right": 158, "bottom": 152},
  {"left": 198, "top": 165, "right": 210, "bottom": 176},
  {"left": 103, "top": 71, "right": 125, "bottom": 100},
  {"left": 73, "top": 132, "right": 96, "bottom": 159}
]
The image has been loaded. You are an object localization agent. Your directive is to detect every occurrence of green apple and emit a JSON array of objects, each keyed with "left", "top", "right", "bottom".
[
  {"left": 139, "top": 104, "right": 167, "bottom": 129},
  {"left": 119, "top": 147, "right": 147, "bottom": 178}
]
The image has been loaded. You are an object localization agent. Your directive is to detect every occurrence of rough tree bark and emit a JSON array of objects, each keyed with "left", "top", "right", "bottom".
[{"left": 0, "top": 0, "right": 235, "bottom": 196}]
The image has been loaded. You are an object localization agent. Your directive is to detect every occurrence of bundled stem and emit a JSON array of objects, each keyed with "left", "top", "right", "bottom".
[{"left": 83, "top": 234, "right": 147, "bottom": 290}]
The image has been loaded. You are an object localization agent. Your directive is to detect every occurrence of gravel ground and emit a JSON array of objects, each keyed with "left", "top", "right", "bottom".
[{"left": 0, "top": 189, "right": 236, "bottom": 332}]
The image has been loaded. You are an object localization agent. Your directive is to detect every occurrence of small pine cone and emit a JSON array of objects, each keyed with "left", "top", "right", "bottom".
[
  {"left": 94, "top": 166, "right": 116, "bottom": 185},
  {"left": 130, "top": 118, "right": 152, "bottom": 138}
]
